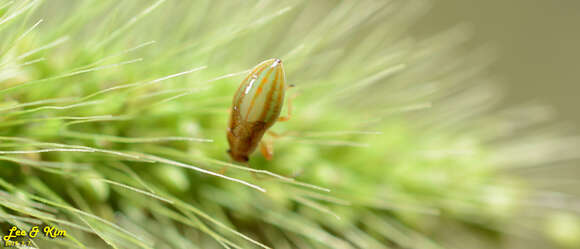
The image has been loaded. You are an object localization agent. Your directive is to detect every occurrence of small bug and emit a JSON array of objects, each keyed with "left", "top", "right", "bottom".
[{"left": 226, "top": 58, "right": 293, "bottom": 163}]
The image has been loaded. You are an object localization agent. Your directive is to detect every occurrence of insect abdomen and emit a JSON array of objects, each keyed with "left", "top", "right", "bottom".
[{"left": 233, "top": 59, "right": 286, "bottom": 126}]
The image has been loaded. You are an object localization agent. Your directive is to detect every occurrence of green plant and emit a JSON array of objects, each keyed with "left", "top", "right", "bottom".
[{"left": 0, "top": 0, "right": 578, "bottom": 248}]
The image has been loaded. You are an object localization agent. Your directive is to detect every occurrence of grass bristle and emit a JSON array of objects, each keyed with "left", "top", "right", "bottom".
[{"left": 0, "top": 0, "right": 578, "bottom": 248}]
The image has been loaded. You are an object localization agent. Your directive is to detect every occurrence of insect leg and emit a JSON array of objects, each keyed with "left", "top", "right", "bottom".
[
  {"left": 278, "top": 92, "right": 298, "bottom": 122},
  {"left": 267, "top": 130, "right": 296, "bottom": 138},
  {"left": 259, "top": 139, "right": 274, "bottom": 160}
]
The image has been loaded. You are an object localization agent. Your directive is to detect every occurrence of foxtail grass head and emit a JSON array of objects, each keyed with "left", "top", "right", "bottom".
[{"left": 0, "top": 0, "right": 579, "bottom": 248}]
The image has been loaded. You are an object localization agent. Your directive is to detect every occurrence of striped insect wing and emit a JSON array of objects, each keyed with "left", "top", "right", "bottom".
[{"left": 233, "top": 59, "right": 286, "bottom": 126}]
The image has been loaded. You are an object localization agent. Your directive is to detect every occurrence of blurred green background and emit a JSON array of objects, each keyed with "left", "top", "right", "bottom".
[
  {"left": 1, "top": 0, "right": 579, "bottom": 248},
  {"left": 413, "top": 0, "right": 580, "bottom": 131}
]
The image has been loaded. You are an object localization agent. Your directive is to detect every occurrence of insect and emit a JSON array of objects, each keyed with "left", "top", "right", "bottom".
[{"left": 226, "top": 58, "right": 293, "bottom": 163}]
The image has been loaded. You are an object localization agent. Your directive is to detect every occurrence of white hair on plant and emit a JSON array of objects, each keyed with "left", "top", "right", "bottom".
[{"left": 0, "top": 0, "right": 579, "bottom": 248}]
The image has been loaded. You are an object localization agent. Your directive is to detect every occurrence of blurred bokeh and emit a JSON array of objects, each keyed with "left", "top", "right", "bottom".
[
  {"left": 1, "top": 1, "right": 579, "bottom": 248},
  {"left": 415, "top": 2, "right": 580, "bottom": 210},
  {"left": 413, "top": 0, "right": 580, "bottom": 131}
]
